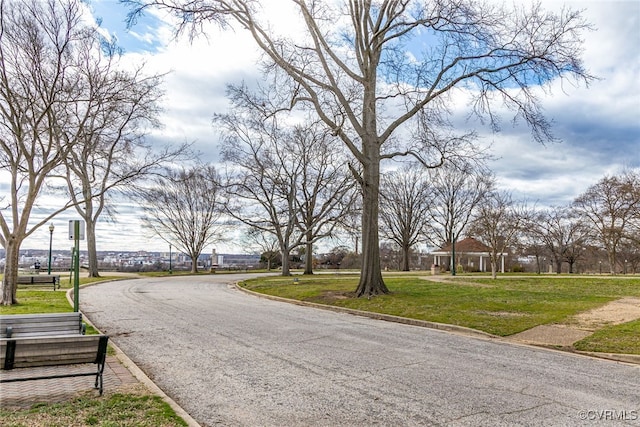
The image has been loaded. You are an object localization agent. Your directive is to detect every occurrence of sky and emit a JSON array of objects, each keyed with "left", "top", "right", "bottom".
[{"left": 16, "top": 0, "right": 640, "bottom": 254}]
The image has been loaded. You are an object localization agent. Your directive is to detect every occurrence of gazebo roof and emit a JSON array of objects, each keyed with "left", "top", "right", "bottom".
[{"left": 433, "top": 237, "right": 492, "bottom": 254}]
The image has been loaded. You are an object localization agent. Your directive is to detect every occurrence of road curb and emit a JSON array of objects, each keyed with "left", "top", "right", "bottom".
[
  {"left": 235, "top": 283, "right": 640, "bottom": 366},
  {"left": 575, "top": 351, "right": 640, "bottom": 365}
]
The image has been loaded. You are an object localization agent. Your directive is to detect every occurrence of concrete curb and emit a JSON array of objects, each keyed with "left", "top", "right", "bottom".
[
  {"left": 575, "top": 351, "right": 640, "bottom": 365},
  {"left": 234, "top": 282, "right": 640, "bottom": 366},
  {"left": 67, "top": 281, "right": 202, "bottom": 427}
]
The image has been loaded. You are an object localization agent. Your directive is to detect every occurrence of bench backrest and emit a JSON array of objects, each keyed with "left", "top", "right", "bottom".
[
  {"left": 0, "top": 334, "right": 109, "bottom": 370},
  {"left": 0, "top": 312, "right": 85, "bottom": 338},
  {"left": 16, "top": 275, "right": 60, "bottom": 284}
]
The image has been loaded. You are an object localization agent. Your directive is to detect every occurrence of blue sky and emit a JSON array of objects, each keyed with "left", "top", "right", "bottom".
[
  {"left": 17, "top": 0, "right": 640, "bottom": 253},
  {"left": 88, "top": 0, "right": 165, "bottom": 53}
]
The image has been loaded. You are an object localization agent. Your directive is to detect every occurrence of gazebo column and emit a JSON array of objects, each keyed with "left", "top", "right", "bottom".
[{"left": 501, "top": 254, "right": 505, "bottom": 273}]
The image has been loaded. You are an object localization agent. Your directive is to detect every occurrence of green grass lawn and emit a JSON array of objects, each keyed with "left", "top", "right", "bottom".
[
  {"left": 0, "top": 389, "right": 187, "bottom": 427},
  {"left": 574, "top": 319, "right": 640, "bottom": 354},
  {"left": 241, "top": 274, "right": 640, "bottom": 354},
  {"left": 0, "top": 276, "right": 122, "bottom": 316}
]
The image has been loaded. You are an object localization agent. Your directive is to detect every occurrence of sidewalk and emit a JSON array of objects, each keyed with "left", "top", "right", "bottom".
[{"left": 0, "top": 356, "right": 138, "bottom": 408}]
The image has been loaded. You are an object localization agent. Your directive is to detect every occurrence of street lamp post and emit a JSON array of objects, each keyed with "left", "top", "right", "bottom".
[
  {"left": 48, "top": 223, "right": 55, "bottom": 274},
  {"left": 169, "top": 244, "right": 172, "bottom": 274}
]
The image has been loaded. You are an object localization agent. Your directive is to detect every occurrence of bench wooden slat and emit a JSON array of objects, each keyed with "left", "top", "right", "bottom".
[
  {"left": 16, "top": 276, "right": 58, "bottom": 283},
  {"left": 0, "top": 313, "right": 84, "bottom": 338},
  {"left": 16, "top": 275, "right": 60, "bottom": 290},
  {"left": 6, "top": 341, "right": 98, "bottom": 366},
  {"left": 0, "top": 335, "right": 104, "bottom": 368}
]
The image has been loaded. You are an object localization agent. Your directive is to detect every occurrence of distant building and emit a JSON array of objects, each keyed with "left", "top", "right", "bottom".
[
  {"left": 218, "top": 254, "right": 260, "bottom": 268},
  {"left": 431, "top": 237, "right": 507, "bottom": 273}
]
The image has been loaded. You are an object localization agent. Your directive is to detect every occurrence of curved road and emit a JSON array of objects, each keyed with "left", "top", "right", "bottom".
[{"left": 80, "top": 275, "right": 639, "bottom": 426}]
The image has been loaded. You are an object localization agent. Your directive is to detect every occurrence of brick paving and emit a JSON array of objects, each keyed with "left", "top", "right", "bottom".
[{"left": 0, "top": 356, "right": 139, "bottom": 408}]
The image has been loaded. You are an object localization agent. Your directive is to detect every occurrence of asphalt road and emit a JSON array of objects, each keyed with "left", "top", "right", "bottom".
[{"left": 80, "top": 274, "right": 640, "bottom": 427}]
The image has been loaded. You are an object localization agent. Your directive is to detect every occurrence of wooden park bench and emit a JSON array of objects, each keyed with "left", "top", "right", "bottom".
[
  {"left": 16, "top": 274, "right": 60, "bottom": 291},
  {"left": 0, "top": 334, "right": 109, "bottom": 395},
  {"left": 0, "top": 313, "right": 107, "bottom": 395},
  {"left": 0, "top": 312, "right": 86, "bottom": 338}
]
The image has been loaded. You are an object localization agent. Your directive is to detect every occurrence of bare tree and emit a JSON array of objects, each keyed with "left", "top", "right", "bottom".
[
  {"left": 0, "top": 0, "right": 101, "bottom": 304},
  {"left": 618, "top": 238, "right": 639, "bottom": 275},
  {"left": 291, "top": 124, "right": 356, "bottom": 274},
  {"left": 469, "top": 191, "right": 528, "bottom": 279},
  {"left": 60, "top": 40, "right": 188, "bottom": 277},
  {"left": 141, "top": 165, "right": 224, "bottom": 273},
  {"left": 218, "top": 89, "right": 304, "bottom": 276},
  {"left": 242, "top": 226, "right": 279, "bottom": 271},
  {"left": 573, "top": 170, "right": 640, "bottom": 274},
  {"left": 379, "top": 165, "right": 431, "bottom": 271},
  {"left": 128, "top": 0, "right": 593, "bottom": 296},
  {"left": 218, "top": 85, "right": 355, "bottom": 276},
  {"left": 517, "top": 213, "right": 549, "bottom": 274},
  {"left": 426, "top": 163, "right": 495, "bottom": 271},
  {"left": 529, "top": 206, "right": 590, "bottom": 274}
]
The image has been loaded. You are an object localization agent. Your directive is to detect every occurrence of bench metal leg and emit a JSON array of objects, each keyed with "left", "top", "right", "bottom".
[
  {"left": 95, "top": 370, "right": 104, "bottom": 395},
  {"left": 94, "top": 358, "right": 106, "bottom": 395},
  {"left": 3, "top": 339, "right": 16, "bottom": 369}
]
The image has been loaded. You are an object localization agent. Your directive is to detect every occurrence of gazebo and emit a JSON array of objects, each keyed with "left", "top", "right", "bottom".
[{"left": 431, "top": 237, "right": 506, "bottom": 273}]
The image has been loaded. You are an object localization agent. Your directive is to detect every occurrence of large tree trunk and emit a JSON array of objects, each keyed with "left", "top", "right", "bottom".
[
  {"left": 401, "top": 244, "right": 410, "bottom": 271},
  {"left": 555, "top": 259, "right": 563, "bottom": 274},
  {"left": 190, "top": 254, "right": 198, "bottom": 273},
  {"left": 304, "top": 239, "right": 314, "bottom": 275},
  {"left": 490, "top": 253, "right": 498, "bottom": 279},
  {"left": 85, "top": 218, "right": 100, "bottom": 277},
  {"left": 281, "top": 248, "right": 291, "bottom": 276},
  {"left": 607, "top": 251, "right": 617, "bottom": 274},
  {"left": 356, "top": 155, "right": 389, "bottom": 297},
  {"left": 1, "top": 237, "right": 21, "bottom": 305}
]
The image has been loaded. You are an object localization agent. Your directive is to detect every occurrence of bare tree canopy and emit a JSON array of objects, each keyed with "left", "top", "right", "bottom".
[
  {"left": 426, "top": 163, "right": 495, "bottom": 247},
  {"left": 141, "top": 164, "right": 224, "bottom": 273},
  {"left": 218, "top": 84, "right": 355, "bottom": 276},
  {"left": 127, "top": 0, "right": 593, "bottom": 296},
  {"left": 470, "top": 191, "right": 529, "bottom": 278},
  {"left": 242, "top": 226, "right": 279, "bottom": 271},
  {"left": 526, "top": 206, "right": 591, "bottom": 274},
  {"left": 292, "top": 123, "right": 357, "bottom": 275},
  {"left": 60, "top": 41, "right": 190, "bottom": 278},
  {"left": 379, "top": 165, "right": 431, "bottom": 271},
  {"left": 573, "top": 170, "right": 640, "bottom": 274},
  {"left": 1, "top": 0, "right": 102, "bottom": 304}
]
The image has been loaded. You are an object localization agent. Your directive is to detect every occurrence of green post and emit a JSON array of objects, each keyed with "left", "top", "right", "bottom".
[
  {"left": 73, "top": 220, "right": 80, "bottom": 312},
  {"left": 451, "top": 235, "right": 456, "bottom": 277}
]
